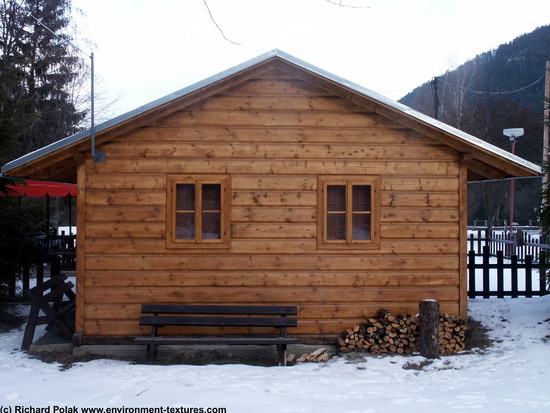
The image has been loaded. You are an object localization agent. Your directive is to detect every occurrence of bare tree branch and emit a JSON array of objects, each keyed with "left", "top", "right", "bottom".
[
  {"left": 325, "top": 0, "right": 371, "bottom": 8},
  {"left": 202, "top": 0, "right": 241, "bottom": 45}
]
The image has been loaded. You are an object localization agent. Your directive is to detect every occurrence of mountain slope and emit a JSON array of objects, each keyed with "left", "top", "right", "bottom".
[{"left": 400, "top": 25, "right": 550, "bottom": 162}]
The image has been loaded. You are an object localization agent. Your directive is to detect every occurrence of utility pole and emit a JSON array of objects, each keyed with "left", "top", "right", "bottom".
[
  {"left": 90, "top": 52, "right": 105, "bottom": 163},
  {"left": 504, "top": 128, "right": 524, "bottom": 255},
  {"left": 541, "top": 61, "right": 550, "bottom": 247},
  {"left": 544, "top": 61, "right": 550, "bottom": 199},
  {"left": 432, "top": 76, "right": 440, "bottom": 120}
]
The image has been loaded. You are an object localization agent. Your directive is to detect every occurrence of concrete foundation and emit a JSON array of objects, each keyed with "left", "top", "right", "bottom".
[{"left": 28, "top": 326, "right": 335, "bottom": 365}]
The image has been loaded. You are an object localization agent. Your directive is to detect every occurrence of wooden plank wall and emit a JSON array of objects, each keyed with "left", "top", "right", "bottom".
[{"left": 81, "top": 68, "right": 462, "bottom": 341}]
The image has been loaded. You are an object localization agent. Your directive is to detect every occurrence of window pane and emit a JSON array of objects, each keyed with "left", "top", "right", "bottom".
[
  {"left": 202, "top": 212, "right": 221, "bottom": 239},
  {"left": 202, "top": 184, "right": 221, "bottom": 210},
  {"left": 176, "top": 184, "right": 195, "bottom": 211},
  {"left": 327, "top": 185, "right": 345, "bottom": 211},
  {"left": 352, "top": 214, "right": 371, "bottom": 240},
  {"left": 353, "top": 185, "right": 371, "bottom": 212},
  {"left": 176, "top": 212, "right": 195, "bottom": 239},
  {"left": 327, "top": 213, "right": 346, "bottom": 240}
]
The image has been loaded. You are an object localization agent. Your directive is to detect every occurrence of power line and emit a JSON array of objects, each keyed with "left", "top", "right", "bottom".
[
  {"left": 468, "top": 175, "right": 542, "bottom": 184},
  {"left": 440, "top": 73, "right": 545, "bottom": 96},
  {"left": 380, "top": 71, "right": 544, "bottom": 99},
  {"left": 30, "top": 12, "right": 88, "bottom": 58},
  {"left": 29, "top": 14, "right": 57, "bottom": 37}
]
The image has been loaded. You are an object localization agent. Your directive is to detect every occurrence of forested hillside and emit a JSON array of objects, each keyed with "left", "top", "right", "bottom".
[{"left": 400, "top": 25, "right": 550, "bottom": 225}]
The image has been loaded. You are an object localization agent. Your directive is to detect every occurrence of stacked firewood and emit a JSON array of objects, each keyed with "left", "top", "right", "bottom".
[
  {"left": 439, "top": 314, "right": 467, "bottom": 354},
  {"left": 291, "top": 347, "right": 332, "bottom": 363},
  {"left": 338, "top": 309, "right": 467, "bottom": 355}
]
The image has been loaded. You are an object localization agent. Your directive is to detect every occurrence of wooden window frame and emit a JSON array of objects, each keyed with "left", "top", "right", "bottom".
[
  {"left": 318, "top": 175, "right": 380, "bottom": 250},
  {"left": 166, "top": 174, "right": 231, "bottom": 249}
]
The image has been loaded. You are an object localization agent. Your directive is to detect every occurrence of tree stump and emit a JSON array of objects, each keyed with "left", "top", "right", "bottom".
[{"left": 419, "top": 299, "right": 440, "bottom": 359}]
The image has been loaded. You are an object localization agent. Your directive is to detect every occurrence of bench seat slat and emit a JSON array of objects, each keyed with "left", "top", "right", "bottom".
[
  {"left": 140, "top": 304, "right": 297, "bottom": 316},
  {"left": 140, "top": 315, "right": 297, "bottom": 328},
  {"left": 134, "top": 336, "right": 299, "bottom": 346}
]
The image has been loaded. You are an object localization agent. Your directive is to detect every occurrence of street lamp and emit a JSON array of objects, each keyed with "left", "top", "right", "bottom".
[{"left": 503, "top": 128, "right": 524, "bottom": 254}]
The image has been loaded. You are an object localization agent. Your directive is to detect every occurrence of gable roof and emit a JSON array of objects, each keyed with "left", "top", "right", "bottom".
[{"left": 1, "top": 49, "right": 541, "bottom": 182}]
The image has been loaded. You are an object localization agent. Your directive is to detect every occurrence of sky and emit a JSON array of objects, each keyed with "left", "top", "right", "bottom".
[{"left": 70, "top": 0, "right": 550, "bottom": 122}]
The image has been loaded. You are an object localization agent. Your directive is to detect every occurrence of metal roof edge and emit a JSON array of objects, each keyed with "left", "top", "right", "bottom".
[
  {"left": 399, "top": 106, "right": 542, "bottom": 174},
  {"left": 1, "top": 48, "right": 542, "bottom": 176},
  {"left": 1, "top": 130, "right": 86, "bottom": 175}
]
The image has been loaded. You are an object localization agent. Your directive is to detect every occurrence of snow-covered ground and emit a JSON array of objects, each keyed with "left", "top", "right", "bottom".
[{"left": 1, "top": 296, "right": 549, "bottom": 413}]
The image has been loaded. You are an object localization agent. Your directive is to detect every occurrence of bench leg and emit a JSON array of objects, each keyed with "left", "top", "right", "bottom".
[
  {"left": 145, "top": 344, "right": 157, "bottom": 364},
  {"left": 277, "top": 344, "right": 287, "bottom": 366}
]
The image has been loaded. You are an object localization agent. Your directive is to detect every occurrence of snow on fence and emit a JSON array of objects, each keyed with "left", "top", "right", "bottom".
[{"left": 467, "top": 228, "right": 549, "bottom": 261}]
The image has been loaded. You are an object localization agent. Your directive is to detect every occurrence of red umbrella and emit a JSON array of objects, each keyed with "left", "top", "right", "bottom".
[{"left": 2, "top": 179, "right": 77, "bottom": 198}]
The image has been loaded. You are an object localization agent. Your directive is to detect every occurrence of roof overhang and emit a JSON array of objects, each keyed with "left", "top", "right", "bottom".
[{"left": 1, "top": 49, "right": 541, "bottom": 183}]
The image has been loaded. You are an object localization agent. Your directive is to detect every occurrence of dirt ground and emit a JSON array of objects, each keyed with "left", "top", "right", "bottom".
[{"left": 464, "top": 316, "right": 492, "bottom": 351}]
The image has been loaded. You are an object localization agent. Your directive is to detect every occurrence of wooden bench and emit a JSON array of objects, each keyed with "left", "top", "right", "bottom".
[{"left": 134, "top": 304, "right": 299, "bottom": 365}]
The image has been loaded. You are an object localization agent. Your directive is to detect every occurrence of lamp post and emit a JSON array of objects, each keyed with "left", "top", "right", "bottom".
[{"left": 503, "top": 128, "right": 524, "bottom": 254}]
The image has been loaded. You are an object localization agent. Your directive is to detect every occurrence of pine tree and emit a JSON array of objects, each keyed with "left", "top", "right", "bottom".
[
  {"left": 0, "top": 0, "right": 85, "bottom": 164},
  {"left": 0, "top": 0, "right": 30, "bottom": 165}
]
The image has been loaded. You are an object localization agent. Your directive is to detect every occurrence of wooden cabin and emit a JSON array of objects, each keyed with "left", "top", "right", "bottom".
[{"left": 1, "top": 50, "right": 540, "bottom": 343}]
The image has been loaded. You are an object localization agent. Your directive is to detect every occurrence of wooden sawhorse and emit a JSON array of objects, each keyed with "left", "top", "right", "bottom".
[{"left": 21, "top": 274, "right": 76, "bottom": 350}]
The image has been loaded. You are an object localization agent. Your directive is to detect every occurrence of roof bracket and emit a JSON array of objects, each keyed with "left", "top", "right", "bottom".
[{"left": 93, "top": 150, "right": 105, "bottom": 163}]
